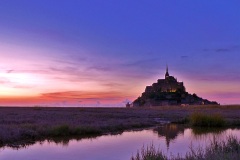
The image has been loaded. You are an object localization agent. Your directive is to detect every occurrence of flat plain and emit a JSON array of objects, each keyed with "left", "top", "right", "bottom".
[{"left": 0, "top": 105, "right": 239, "bottom": 147}]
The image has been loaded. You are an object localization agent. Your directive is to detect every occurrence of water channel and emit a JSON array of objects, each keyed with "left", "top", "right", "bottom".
[{"left": 1, "top": 125, "right": 240, "bottom": 160}]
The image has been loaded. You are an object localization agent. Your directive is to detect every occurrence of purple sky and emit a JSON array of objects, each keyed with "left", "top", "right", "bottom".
[{"left": 0, "top": 1, "right": 240, "bottom": 106}]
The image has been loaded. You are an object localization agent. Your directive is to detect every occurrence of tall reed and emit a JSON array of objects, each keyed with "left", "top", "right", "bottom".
[{"left": 131, "top": 136, "right": 240, "bottom": 160}]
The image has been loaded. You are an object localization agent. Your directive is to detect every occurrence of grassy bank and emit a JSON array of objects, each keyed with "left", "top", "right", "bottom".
[
  {"left": 131, "top": 136, "right": 240, "bottom": 160},
  {"left": 189, "top": 113, "right": 226, "bottom": 127},
  {"left": 0, "top": 105, "right": 239, "bottom": 147}
]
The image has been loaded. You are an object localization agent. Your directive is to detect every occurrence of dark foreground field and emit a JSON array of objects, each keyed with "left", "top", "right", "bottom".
[{"left": 0, "top": 105, "right": 239, "bottom": 147}]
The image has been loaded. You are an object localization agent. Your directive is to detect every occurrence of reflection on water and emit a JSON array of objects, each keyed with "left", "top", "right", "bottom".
[
  {"left": 153, "top": 124, "right": 228, "bottom": 149},
  {"left": 4, "top": 135, "right": 101, "bottom": 150},
  {"left": 0, "top": 126, "right": 239, "bottom": 160},
  {"left": 191, "top": 127, "right": 226, "bottom": 135},
  {"left": 154, "top": 124, "right": 185, "bottom": 148}
]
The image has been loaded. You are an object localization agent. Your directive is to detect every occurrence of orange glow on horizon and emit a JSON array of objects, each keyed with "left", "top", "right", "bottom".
[{"left": 0, "top": 91, "right": 135, "bottom": 107}]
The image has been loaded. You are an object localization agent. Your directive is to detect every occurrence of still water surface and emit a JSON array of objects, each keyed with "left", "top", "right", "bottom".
[{"left": 1, "top": 125, "right": 240, "bottom": 160}]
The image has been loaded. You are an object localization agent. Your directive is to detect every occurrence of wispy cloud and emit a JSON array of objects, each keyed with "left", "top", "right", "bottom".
[
  {"left": 183, "top": 71, "right": 240, "bottom": 82},
  {"left": 87, "top": 65, "right": 112, "bottom": 72},
  {"left": 212, "top": 92, "right": 240, "bottom": 98},
  {"left": 12, "top": 85, "right": 34, "bottom": 89},
  {"left": 101, "top": 82, "right": 124, "bottom": 87},
  {"left": 215, "top": 48, "right": 231, "bottom": 52},
  {"left": 6, "top": 70, "right": 14, "bottom": 73},
  {"left": 122, "top": 58, "right": 161, "bottom": 67},
  {"left": 203, "top": 45, "right": 239, "bottom": 53},
  {"left": 5, "top": 69, "right": 50, "bottom": 74},
  {"left": 181, "top": 55, "right": 189, "bottom": 59},
  {"left": 41, "top": 91, "right": 126, "bottom": 100}
]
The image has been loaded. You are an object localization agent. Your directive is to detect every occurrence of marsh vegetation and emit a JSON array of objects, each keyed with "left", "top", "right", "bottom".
[
  {"left": 0, "top": 105, "right": 239, "bottom": 147},
  {"left": 189, "top": 112, "right": 226, "bottom": 127},
  {"left": 131, "top": 136, "right": 240, "bottom": 160}
]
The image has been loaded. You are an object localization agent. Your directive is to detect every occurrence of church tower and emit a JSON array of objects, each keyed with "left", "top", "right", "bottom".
[{"left": 165, "top": 65, "right": 169, "bottom": 79}]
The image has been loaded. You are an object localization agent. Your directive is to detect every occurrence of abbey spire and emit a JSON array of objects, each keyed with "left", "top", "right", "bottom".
[{"left": 165, "top": 65, "right": 169, "bottom": 79}]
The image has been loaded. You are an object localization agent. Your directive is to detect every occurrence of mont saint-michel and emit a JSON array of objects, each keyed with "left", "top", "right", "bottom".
[{"left": 131, "top": 67, "right": 218, "bottom": 107}]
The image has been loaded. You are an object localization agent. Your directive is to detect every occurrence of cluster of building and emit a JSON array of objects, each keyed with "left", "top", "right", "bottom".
[
  {"left": 127, "top": 66, "right": 218, "bottom": 107},
  {"left": 143, "top": 66, "right": 185, "bottom": 94}
]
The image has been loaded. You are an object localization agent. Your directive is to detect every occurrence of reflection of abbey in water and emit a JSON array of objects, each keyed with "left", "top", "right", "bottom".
[
  {"left": 154, "top": 124, "right": 185, "bottom": 148},
  {"left": 130, "top": 66, "right": 218, "bottom": 107}
]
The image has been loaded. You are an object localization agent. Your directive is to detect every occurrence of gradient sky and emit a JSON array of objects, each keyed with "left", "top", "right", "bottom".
[{"left": 0, "top": 0, "right": 240, "bottom": 106}]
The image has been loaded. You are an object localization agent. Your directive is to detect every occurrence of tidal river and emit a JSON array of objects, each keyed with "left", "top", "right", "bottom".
[{"left": 0, "top": 125, "right": 240, "bottom": 160}]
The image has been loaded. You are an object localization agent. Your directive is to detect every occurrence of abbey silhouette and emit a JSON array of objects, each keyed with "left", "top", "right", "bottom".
[{"left": 131, "top": 66, "right": 218, "bottom": 107}]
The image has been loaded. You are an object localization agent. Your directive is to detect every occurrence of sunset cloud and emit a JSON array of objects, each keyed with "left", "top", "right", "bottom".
[{"left": 0, "top": 1, "right": 240, "bottom": 106}]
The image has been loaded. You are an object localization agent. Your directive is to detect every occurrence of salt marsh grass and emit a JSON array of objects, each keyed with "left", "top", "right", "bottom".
[
  {"left": 131, "top": 136, "right": 240, "bottom": 160},
  {"left": 190, "top": 113, "right": 226, "bottom": 127}
]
